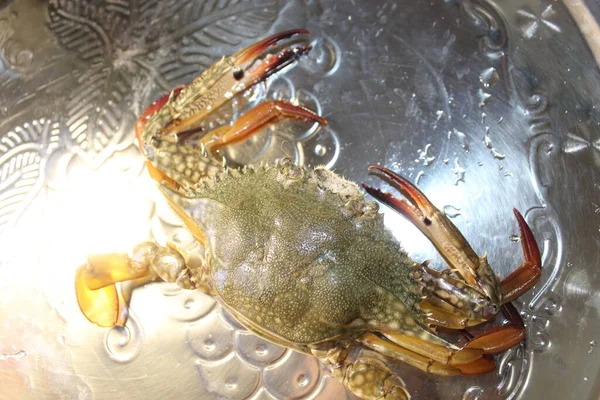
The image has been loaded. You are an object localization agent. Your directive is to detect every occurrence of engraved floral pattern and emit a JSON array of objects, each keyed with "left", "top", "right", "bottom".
[{"left": 1, "top": 0, "right": 598, "bottom": 399}]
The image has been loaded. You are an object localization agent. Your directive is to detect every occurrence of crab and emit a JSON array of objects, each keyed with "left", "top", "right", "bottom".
[{"left": 75, "top": 30, "right": 542, "bottom": 400}]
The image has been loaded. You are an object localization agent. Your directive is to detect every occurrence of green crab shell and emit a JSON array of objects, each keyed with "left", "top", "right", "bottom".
[{"left": 164, "top": 161, "right": 425, "bottom": 344}]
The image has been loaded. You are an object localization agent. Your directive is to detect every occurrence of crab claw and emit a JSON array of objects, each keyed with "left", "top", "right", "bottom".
[
  {"left": 152, "top": 29, "right": 315, "bottom": 141},
  {"left": 233, "top": 28, "right": 310, "bottom": 64},
  {"left": 362, "top": 166, "right": 502, "bottom": 308},
  {"left": 230, "top": 29, "right": 312, "bottom": 85},
  {"left": 135, "top": 86, "right": 185, "bottom": 153}
]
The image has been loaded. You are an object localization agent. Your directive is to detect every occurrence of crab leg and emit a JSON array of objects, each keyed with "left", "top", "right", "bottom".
[
  {"left": 200, "top": 100, "right": 327, "bottom": 151},
  {"left": 363, "top": 166, "right": 501, "bottom": 308},
  {"left": 75, "top": 243, "right": 207, "bottom": 327},
  {"left": 364, "top": 167, "right": 542, "bottom": 307},
  {"left": 313, "top": 346, "right": 410, "bottom": 400},
  {"left": 135, "top": 30, "right": 325, "bottom": 193},
  {"left": 359, "top": 333, "right": 496, "bottom": 376},
  {"left": 231, "top": 30, "right": 313, "bottom": 89},
  {"left": 362, "top": 166, "right": 543, "bottom": 356},
  {"left": 160, "top": 30, "right": 313, "bottom": 139},
  {"left": 464, "top": 303, "right": 526, "bottom": 354},
  {"left": 500, "top": 209, "right": 542, "bottom": 302},
  {"left": 75, "top": 253, "right": 153, "bottom": 327}
]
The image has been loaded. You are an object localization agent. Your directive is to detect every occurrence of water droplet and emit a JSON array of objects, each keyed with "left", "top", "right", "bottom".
[
  {"left": 509, "top": 234, "right": 520, "bottom": 242},
  {"left": 588, "top": 340, "right": 597, "bottom": 354},
  {"left": 0, "top": 350, "right": 26, "bottom": 361},
  {"left": 417, "top": 144, "right": 435, "bottom": 166},
  {"left": 497, "top": 116, "right": 504, "bottom": 124},
  {"left": 415, "top": 171, "right": 424, "bottom": 185},
  {"left": 443, "top": 205, "right": 461, "bottom": 218},
  {"left": 453, "top": 128, "right": 469, "bottom": 150},
  {"left": 481, "top": 112, "right": 486, "bottom": 123},
  {"left": 483, "top": 135, "right": 493, "bottom": 148},
  {"left": 584, "top": 377, "right": 589, "bottom": 381},
  {"left": 436, "top": 110, "right": 446, "bottom": 121},
  {"left": 567, "top": 262, "right": 574, "bottom": 268},
  {"left": 479, "top": 67, "right": 499, "bottom": 89},
  {"left": 255, "top": 344, "right": 267, "bottom": 356},
  {"left": 314, "top": 144, "right": 327, "bottom": 157},
  {"left": 57, "top": 334, "right": 66, "bottom": 345},
  {"left": 491, "top": 148, "right": 506, "bottom": 160},
  {"left": 477, "top": 89, "right": 492, "bottom": 108},
  {"left": 297, "top": 373, "right": 310, "bottom": 387},
  {"left": 452, "top": 158, "right": 466, "bottom": 185}
]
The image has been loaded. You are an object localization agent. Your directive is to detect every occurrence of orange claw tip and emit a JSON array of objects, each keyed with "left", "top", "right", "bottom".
[
  {"left": 235, "top": 29, "right": 311, "bottom": 65},
  {"left": 512, "top": 208, "right": 542, "bottom": 267},
  {"left": 365, "top": 165, "right": 431, "bottom": 209},
  {"left": 240, "top": 44, "right": 313, "bottom": 86},
  {"left": 316, "top": 114, "right": 328, "bottom": 126}
]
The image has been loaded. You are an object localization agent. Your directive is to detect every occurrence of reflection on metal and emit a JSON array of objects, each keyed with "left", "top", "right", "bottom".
[{"left": 1, "top": 0, "right": 599, "bottom": 399}]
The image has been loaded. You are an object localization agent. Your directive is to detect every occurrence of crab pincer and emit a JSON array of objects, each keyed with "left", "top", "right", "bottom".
[
  {"left": 363, "top": 165, "right": 542, "bottom": 353},
  {"left": 134, "top": 29, "right": 326, "bottom": 194}
]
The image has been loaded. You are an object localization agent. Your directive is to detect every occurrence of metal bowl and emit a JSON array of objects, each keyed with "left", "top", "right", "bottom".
[{"left": 1, "top": 0, "right": 599, "bottom": 399}]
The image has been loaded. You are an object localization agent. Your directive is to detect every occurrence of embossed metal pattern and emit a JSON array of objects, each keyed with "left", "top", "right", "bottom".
[{"left": 1, "top": 0, "right": 599, "bottom": 399}]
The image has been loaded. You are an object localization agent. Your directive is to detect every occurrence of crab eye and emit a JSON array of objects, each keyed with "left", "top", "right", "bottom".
[{"left": 233, "top": 69, "right": 244, "bottom": 80}]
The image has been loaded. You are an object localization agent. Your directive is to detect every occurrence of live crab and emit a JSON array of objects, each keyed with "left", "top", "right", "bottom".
[{"left": 75, "top": 30, "right": 542, "bottom": 400}]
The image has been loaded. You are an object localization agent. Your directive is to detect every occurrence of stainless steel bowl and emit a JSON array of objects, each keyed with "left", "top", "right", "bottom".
[{"left": 1, "top": 0, "right": 599, "bottom": 399}]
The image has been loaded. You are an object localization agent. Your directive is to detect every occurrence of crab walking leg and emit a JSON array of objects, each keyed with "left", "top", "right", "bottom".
[
  {"left": 379, "top": 331, "right": 483, "bottom": 366},
  {"left": 313, "top": 346, "right": 410, "bottom": 400},
  {"left": 363, "top": 166, "right": 502, "bottom": 308},
  {"left": 464, "top": 302, "right": 526, "bottom": 354},
  {"left": 75, "top": 242, "right": 209, "bottom": 327},
  {"left": 500, "top": 209, "right": 542, "bottom": 302},
  {"left": 418, "top": 299, "right": 526, "bottom": 353},
  {"left": 359, "top": 333, "right": 496, "bottom": 376},
  {"left": 200, "top": 100, "right": 327, "bottom": 151}
]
